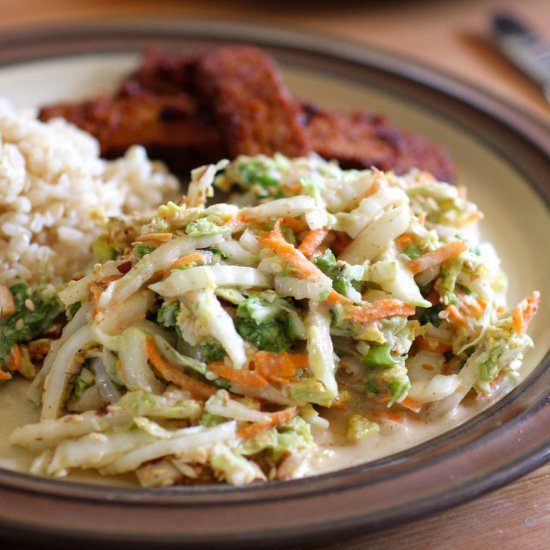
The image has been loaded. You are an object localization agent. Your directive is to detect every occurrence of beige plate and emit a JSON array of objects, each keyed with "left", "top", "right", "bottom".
[{"left": 0, "top": 19, "right": 549, "bottom": 549}]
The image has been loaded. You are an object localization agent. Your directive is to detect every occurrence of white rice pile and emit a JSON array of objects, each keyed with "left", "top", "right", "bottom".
[{"left": 0, "top": 99, "right": 179, "bottom": 285}]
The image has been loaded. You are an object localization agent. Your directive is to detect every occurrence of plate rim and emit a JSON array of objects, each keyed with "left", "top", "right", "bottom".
[{"left": 0, "top": 18, "right": 549, "bottom": 547}]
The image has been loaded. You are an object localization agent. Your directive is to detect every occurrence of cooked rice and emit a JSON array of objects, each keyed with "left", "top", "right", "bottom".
[{"left": 0, "top": 99, "right": 178, "bottom": 286}]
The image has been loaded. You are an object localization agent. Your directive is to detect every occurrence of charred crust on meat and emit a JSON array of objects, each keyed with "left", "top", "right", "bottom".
[{"left": 38, "top": 46, "right": 454, "bottom": 182}]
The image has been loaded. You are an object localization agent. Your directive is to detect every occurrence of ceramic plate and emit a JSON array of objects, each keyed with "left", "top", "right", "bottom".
[{"left": 0, "top": 19, "right": 549, "bottom": 548}]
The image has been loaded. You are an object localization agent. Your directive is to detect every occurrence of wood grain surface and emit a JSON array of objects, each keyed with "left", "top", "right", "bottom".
[{"left": 0, "top": 1, "right": 548, "bottom": 549}]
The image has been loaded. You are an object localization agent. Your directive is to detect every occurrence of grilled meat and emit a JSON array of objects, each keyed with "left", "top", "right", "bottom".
[
  {"left": 196, "top": 45, "right": 310, "bottom": 158},
  {"left": 39, "top": 92, "right": 224, "bottom": 173},
  {"left": 302, "top": 102, "right": 454, "bottom": 181},
  {"left": 38, "top": 46, "right": 454, "bottom": 182}
]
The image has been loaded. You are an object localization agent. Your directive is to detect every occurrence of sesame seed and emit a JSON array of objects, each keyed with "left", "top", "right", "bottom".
[
  {"left": 25, "top": 298, "right": 35, "bottom": 311},
  {"left": 15, "top": 319, "right": 24, "bottom": 330}
]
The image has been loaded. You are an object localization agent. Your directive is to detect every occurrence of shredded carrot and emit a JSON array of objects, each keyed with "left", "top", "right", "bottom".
[
  {"left": 224, "top": 215, "right": 243, "bottom": 230},
  {"left": 330, "top": 231, "right": 353, "bottom": 256},
  {"left": 0, "top": 370, "right": 12, "bottom": 381},
  {"left": 455, "top": 211, "right": 483, "bottom": 228},
  {"left": 209, "top": 362, "right": 268, "bottom": 390},
  {"left": 512, "top": 305, "right": 523, "bottom": 335},
  {"left": 279, "top": 217, "right": 308, "bottom": 233},
  {"left": 514, "top": 291, "right": 541, "bottom": 336},
  {"left": 326, "top": 289, "right": 353, "bottom": 305},
  {"left": 372, "top": 410, "right": 405, "bottom": 424},
  {"left": 446, "top": 304, "right": 468, "bottom": 327},
  {"left": 457, "top": 291, "right": 483, "bottom": 317},
  {"left": 417, "top": 213, "right": 426, "bottom": 226},
  {"left": 237, "top": 407, "right": 296, "bottom": 439},
  {"left": 133, "top": 232, "right": 173, "bottom": 244},
  {"left": 6, "top": 344, "right": 22, "bottom": 372},
  {"left": 408, "top": 240, "right": 468, "bottom": 275},
  {"left": 242, "top": 220, "right": 348, "bottom": 304},
  {"left": 345, "top": 299, "right": 416, "bottom": 323},
  {"left": 224, "top": 213, "right": 254, "bottom": 233},
  {"left": 158, "top": 251, "right": 206, "bottom": 278},
  {"left": 400, "top": 396, "right": 422, "bottom": 413},
  {"left": 395, "top": 232, "right": 415, "bottom": 250},
  {"left": 283, "top": 181, "right": 302, "bottom": 195},
  {"left": 298, "top": 228, "right": 329, "bottom": 258},
  {"left": 254, "top": 351, "right": 308, "bottom": 384},
  {"left": 363, "top": 180, "right": 380, "bottom": 199},
  {"left": 415, "top": 336, "right": 452, "bottom": 353},
  {"left": 258, "top": 219, "right": 326, "bottom": 280},
  {"left": 145, "top": 337, "right": 216, "bottom": 400},
  {"left": 421, "top": 364, "right": 435, "bottom": 371}
]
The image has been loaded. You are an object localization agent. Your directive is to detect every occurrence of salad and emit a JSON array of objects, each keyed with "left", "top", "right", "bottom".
[{"left": 3, "top": 154, "right": 539, "bottom": 487}]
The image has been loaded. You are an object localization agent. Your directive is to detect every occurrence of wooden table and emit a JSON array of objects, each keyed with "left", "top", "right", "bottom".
[{"left": 0, "top": 1, "right": 549, "bottom": 548}]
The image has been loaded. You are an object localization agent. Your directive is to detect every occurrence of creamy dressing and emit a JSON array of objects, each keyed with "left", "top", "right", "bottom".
[
  {"left": 309, "top": 405, "right": 473, "bottom": 475},
  {"left": 0, "top": 379, "right": 134, "bottom": 487},
  {"left": 0, "top": 378, "right": 491, "bottom": 485}
]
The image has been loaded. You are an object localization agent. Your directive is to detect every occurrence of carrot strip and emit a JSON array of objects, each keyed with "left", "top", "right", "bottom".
[
  {"left": 326, "top": 289, "right": 353, "bottom": 305},
  {"left": 158, "top": 251, "right": 206, "bottom": 278},
  {"left": 254, "top": 351, "right": 308, "bottom": 384},
  {"left": 363, "top": 180, "right": 380, "bottom": 199},
  {"left": 145, "top": 337, "right": 216, "bottom": 400},
  {"left": 395, "top": 232, "right": 415, "bottom": 250},
  {"left": 237, "top": 407, "right": 296, "bottom": 439},
  {"left": 279, "top": 216, "right": 308, "bottom": 233},
  {"left": 209, "top": 363, "right": 268, "bottom": 390},
  {"left": 515, "top": 291, "right": 541, "bottom": 336},
  {"left": 6, "top": 344, "right": 22, "bottom": 372},
  {"left": 258, "top": 219, "right": 326, "bottom": 280},
  {"left": 298, "top": 228, "right": 329, "bottom": 258},
  {"left": 457, "top": 291, "right": 483, "bottom": 317},
  {"left": 372, "top": 410, "right": 405, "bottom": 424},
  {"left": 0, "top": 370, "right": 12, "bottom": 381},
  {"left": 133, "top": 232, "right": 173, "bottom": 244},
  {"left": 283, "top": 182, "right": 302, "bottom": 195},
  {"left": 408, "top": 240, "right": 468, "bottom": 275},
  {"left": 224, "top": 213, "right": 249, "bottom": 231},
  {"left": 512, "top": 304, "right": 524, "bottom": 335},
  {"left": 415, "top": 336, "right": 452, "bottom": 354},
  {"left": 401, "top": 396, "right": 422, "bottom": 414},
  {"left": 446, "top": 304, "right": 468, "bottom": 327},
  {"left": 345, "top": 299, "right": 416, "bottom": 323},
  {"left": 455, "top": 211, "right": 483, "bottom": 228},
  {"left": 168, "top": 251, "right": 205, "bottom": 270}
]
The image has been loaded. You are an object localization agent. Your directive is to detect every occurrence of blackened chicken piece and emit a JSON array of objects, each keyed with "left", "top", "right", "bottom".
[
  {"left": 302, "top": 102, "right": 454, "bottom": 182},
  {"left": 39, "top": 92, "right": 225, "bottom": 174},
  {"left": 117, "top": 48, "right": 199, "bottom": 98},
  {"left": 196, "top": 45, "right": 310, "bottom": 158},
  {"left": 38, "top": 47, "right": 455, "bottom": 183}
]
